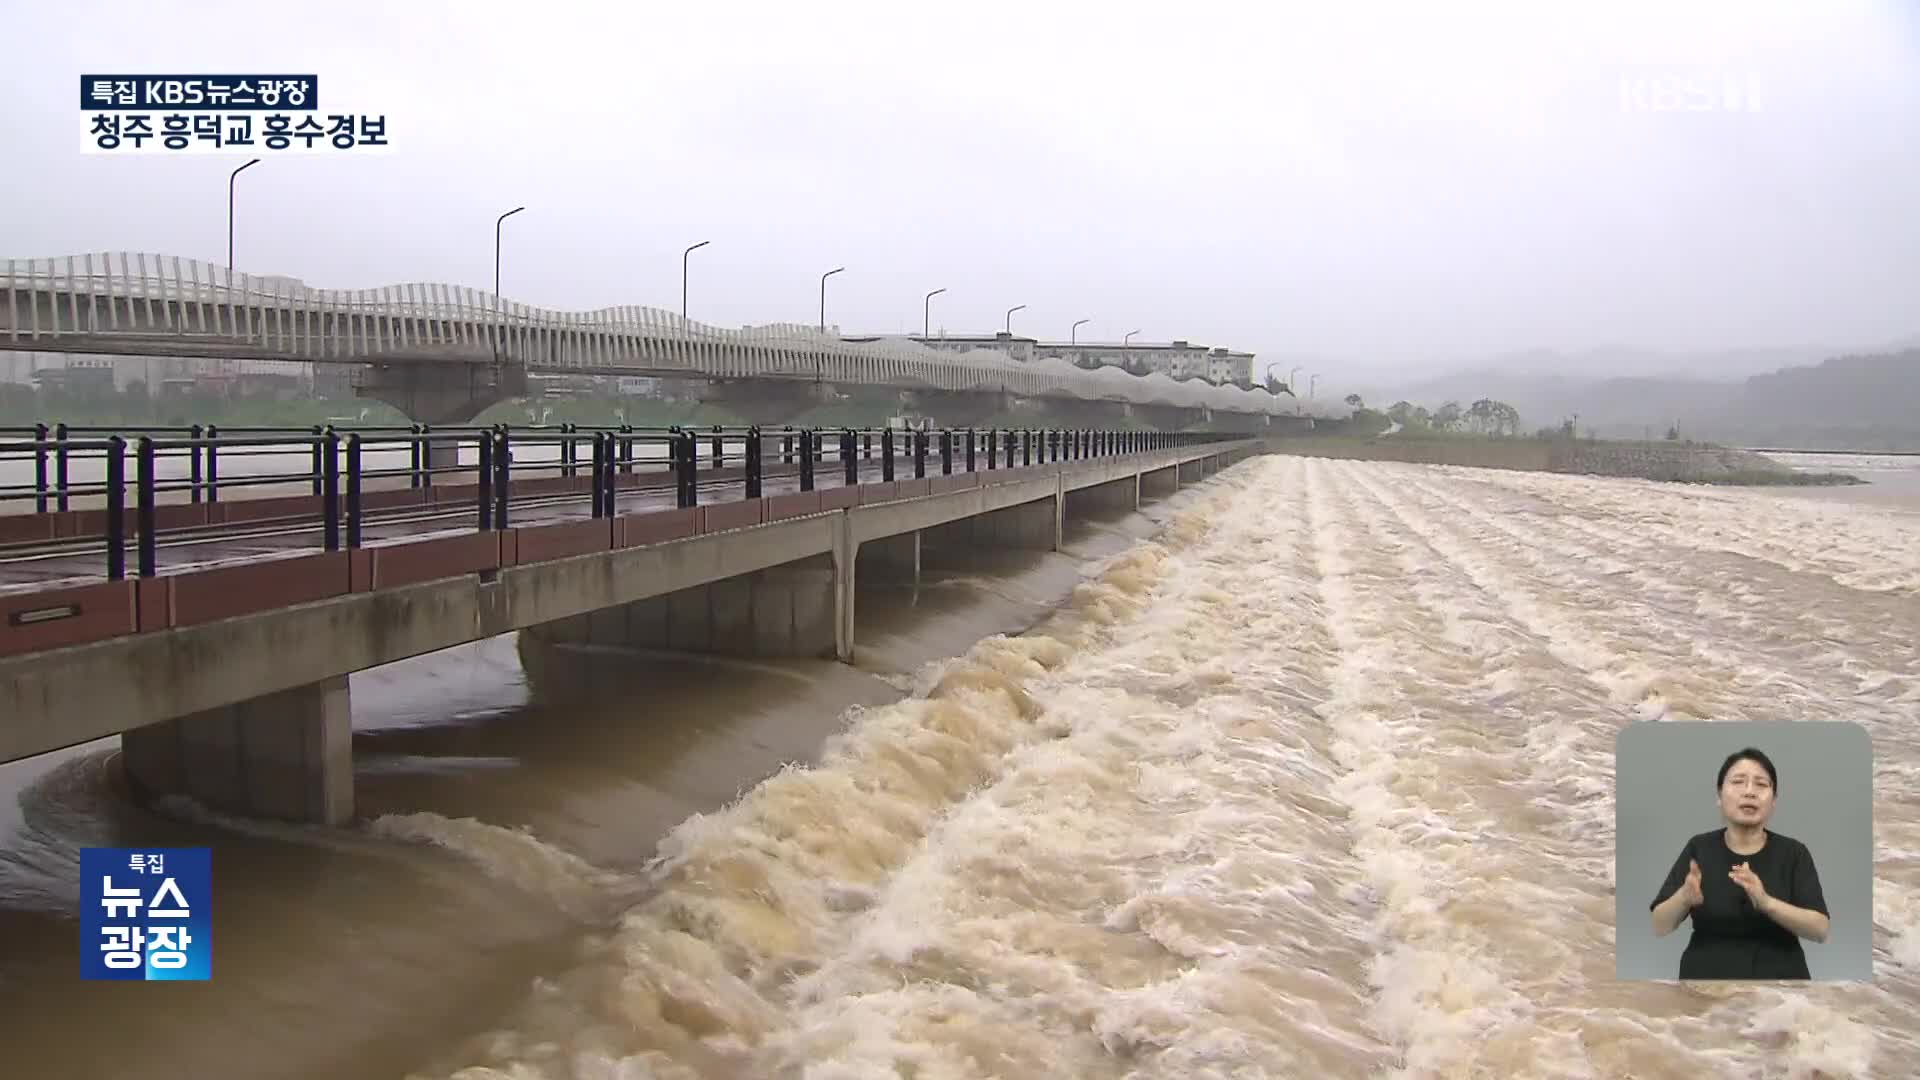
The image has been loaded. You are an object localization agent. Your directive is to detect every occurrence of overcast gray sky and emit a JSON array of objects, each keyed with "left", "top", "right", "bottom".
[{"left": 4, "top": 0, "right": 1917, "bottom": 385}]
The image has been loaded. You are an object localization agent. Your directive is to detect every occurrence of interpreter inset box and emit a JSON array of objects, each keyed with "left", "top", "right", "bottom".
[{"left": 1615, "top": 721, "right": 1872, "bottom": 981}]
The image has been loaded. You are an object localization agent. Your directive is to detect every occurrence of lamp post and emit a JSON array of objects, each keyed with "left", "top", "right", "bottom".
[
  {"left": 1071, "top": 318, "right": 1090, "bottom": 344},
  {"left": 681, "top": 240, "right": 710, "bottom": 322},
  {"left": 494, "top": 206, "right": 525, "bottom": 303},
  {"left": 1123, "top": 330, "right": 1141, "bottom": 375},
  {"left": 924, "top": 287, "right": 946, "bottom": 338},
  {"left": 1310, "top": 373, "right": 1320, "bottom": 399},
  {"left": 493, "top": 206, "right": 525, "bottom": 361},
  {"left": 1005, "top": 304, "right": 1026, "bottom": 335},
  {"left": 1289, "top": 365, "right": 1302, "bottom": 394},
  {"left": 819, "top": 267, "right": 845, "bottom": 333},
  {"left": 227, "top": 158, "right": 260, "bottom": 270}
]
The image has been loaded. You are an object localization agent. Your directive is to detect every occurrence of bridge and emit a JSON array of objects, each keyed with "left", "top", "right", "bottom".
[
  {"left": 0, "top": 254, "right": 1338, "bottom": 429},
  {"left": 0, "top": 422, "right": 1260, "bottom": 827}
]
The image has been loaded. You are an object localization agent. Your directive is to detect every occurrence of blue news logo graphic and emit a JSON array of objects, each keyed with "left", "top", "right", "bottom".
[
  {"left": 81, "top": 75, "right": 318, "bottom": 111},
  {"left": 80, "top": 848, "right": 211, "bottom": 981}
]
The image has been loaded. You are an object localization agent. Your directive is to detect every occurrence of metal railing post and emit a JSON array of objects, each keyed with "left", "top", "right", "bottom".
[
  {"left": 591, "top": 430, "right": 607, "bottom": 518},
  {"left": 863, "top": 431, "right": 873, "bottom": 460},
  {"left": 136, "top": 435, "right": 157, "bottom": 577},
  {"left": 782, "top": 428, "right": 794, "bottom": 466},
  {"left": 799, "top": 427, "right": 815, "bottom": 491},
  {"left": 206, "top": 424, "right": 220, "bottom": 503},
  {"left": 712, "top": 425, "right": 724, "bottom": 470},
  {"left": 347, "top": 434, "right": 363, "bottom": 548},
  {"left": 188, "top": 423, "right": 204, "bottom": 503},
  {"left": 1021, "top": 429, "right": 1031, "bottom": 467},
  {"left": 913, "top": 429, "right": 926, "bottom": 479},
  {"left": 940, "top": 429, "right": 952, "bottom": 475},
  {"left": 32, "top": 422, "right": 48, "bottom": 513},
  {"left": 603, "top": 431, "right": 618, "bottom": 516},
  {"left": 679, "top": 430, "right": 699, "bottom": 508},
  {"left": 493, "top": 429, "right": 511, "bottom": 528},
  {"left": 55, "top": 422, "right": 70, "bottom": 511},
  {"left": 419, "top": 424, "right": 434, "bottom": 489},
  {"left": 842, "top": 429, "right": 856, "bottom": 486},
  {"left": 322, "top": 431, "right": 341, "bottom": 551},
  {"left": 965, "top": 429, "right": 976, "bottom": 472},
  {"left": 881, "top": 428, "right": 895, "bottom": 482},
  {"left": 986, "top": 428, "right": 997, "bottom": 470},
  {"left": 105, "top": 436, "right": 125, "bottom": 581},
  {"left": 746, "top": 426, "right": 763, "bottom": 499},
  {"left": 478, "top": 433, "right": 493, "bottom": 530},
  {"left": 408, "top": 423, "right": 422, "bottom": 489}
]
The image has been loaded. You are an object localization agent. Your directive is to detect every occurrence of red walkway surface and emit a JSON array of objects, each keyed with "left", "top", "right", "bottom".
[{"left": 0, "top": 452, "right": 1083, "bottom": 658}]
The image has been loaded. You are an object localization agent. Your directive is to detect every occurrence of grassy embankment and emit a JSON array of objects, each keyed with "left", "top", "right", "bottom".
[{"left": 1272, "top": 431, "right": 1862, "bottom": 486}]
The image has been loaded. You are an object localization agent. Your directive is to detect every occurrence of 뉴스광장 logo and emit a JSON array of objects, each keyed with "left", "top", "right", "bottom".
[
  {"left": 81, "top": 848, "right": 211, "bottom": 980},
  {"left": 79, "top": 74, "right": 390, "bottom": 155}
]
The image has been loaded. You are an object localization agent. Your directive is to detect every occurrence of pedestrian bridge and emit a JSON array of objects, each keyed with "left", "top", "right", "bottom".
[
  {"left": 0, "top": 254, "right": 1327, "bottom": 423},
  {"left": 0, "top": 426, "right": 1260, "bottom": 826}
]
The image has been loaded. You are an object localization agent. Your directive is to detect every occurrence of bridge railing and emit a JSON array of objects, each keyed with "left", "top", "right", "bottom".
[
  {"left": 0, "top": 425, "right": 1233, "bottom": 588},
  {"left": 1, "top": 253, "right": 1316, "bottom": 417}
]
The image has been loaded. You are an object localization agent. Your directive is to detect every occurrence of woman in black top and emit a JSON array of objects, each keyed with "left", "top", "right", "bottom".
[{"left": 1649, "top": 747, "right": 1831, "bottom": 979}]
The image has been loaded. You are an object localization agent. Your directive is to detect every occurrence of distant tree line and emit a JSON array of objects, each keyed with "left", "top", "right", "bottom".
[{"left": 1344, "top": 395, "right": 1530, "bottom": 437}]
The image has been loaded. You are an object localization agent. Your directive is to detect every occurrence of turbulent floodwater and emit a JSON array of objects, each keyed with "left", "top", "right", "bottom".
[
  {"left": 4, "top": 454, "right": 1920, "bottom": 1079},
  {"left": 398, "top": 457, "right": 1919, "bottom": 1079}
]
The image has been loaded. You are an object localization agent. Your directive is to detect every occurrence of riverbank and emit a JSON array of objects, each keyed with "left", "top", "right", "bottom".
[{"left": 1268, "top": 435, "right": 1863, "bottom": 485}]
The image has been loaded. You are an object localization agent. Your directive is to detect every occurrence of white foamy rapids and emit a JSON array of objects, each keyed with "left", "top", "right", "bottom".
[{"left": 417, "top": 457, "right": 1920, "bottom": 1079}]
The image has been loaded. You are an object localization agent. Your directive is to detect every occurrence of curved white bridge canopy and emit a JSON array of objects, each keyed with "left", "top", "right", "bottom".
[{"left": 0, "top": 254, "right": 1342, "bottom": 419}]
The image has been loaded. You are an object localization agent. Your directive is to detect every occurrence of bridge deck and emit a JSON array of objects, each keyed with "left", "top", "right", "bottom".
[{"left": 0, "top": 464, "right": 901, "bottom": 594}]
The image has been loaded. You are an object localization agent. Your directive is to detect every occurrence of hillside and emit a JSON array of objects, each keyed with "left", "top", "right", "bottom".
[{"left": 1366, "top": 348, "right": 1920, "bottom": 451}]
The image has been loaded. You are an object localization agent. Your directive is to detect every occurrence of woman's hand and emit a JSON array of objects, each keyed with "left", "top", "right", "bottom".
[
  {"left": 1680, "top": 858, "right": 1705, "bottom": 908},
  {"left": 1729, "top": 861, "right": 1770, "bottom": 907}
]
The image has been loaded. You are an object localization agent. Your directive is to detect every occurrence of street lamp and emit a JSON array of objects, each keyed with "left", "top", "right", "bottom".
[
  {"left": 1310, "top": 373, "right": 1320, "bottom": 399},
  {"left": 1005, "top": 304, "right": 1026, "bottom": 335},
  {"left": 1071, "top": 318, "right": 1090, "bottom": 344},
  {"left": 494, "top": 206, "right": 526, "bottom": 303},
  {"left": 227, "top": 158, "right": 260, "bottom": 270},
  {"left": 1289, "top": 365, "right": 1302, "bottom": 394},
  {"left": 1123, "top": 330, "right": 1141, "bottom": 375},
  {"left": 493, "top": 206, "right": 525, "bottom": 361},
  {"left": 681, "top": 240, "right": 710, "bottom": 322},
  {"left": 924, "top": 287, "right": 946, "bottom": 338},
  {"left": 819, "top": 267, "right": 845, "bottom": 334}
]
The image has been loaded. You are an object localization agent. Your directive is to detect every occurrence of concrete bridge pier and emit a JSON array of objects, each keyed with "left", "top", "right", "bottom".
[
  {"left": 527, "top": 552, "right": 847, "bottom": 661},
  {"left": 121, "top": 676, "right": 353, "bottom": 825},
  {"left": 354, "top": 359, "right": 526, "bottom": 426}
]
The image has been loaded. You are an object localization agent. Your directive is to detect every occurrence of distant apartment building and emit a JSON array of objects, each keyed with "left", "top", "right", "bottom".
[
  {"left": 850, "top": 333, "right": 1257, "bottom": 387},
  {"left": 12, "top": 353, "right": 317, "bottom": 399}
]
